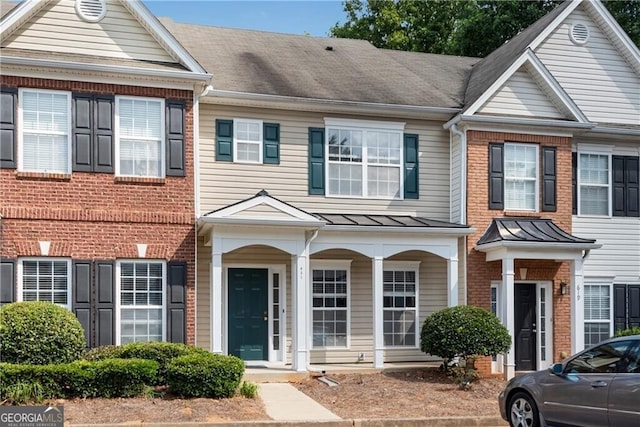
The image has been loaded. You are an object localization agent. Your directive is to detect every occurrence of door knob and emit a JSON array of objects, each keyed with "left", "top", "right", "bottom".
[{"left": 264, "top": 311, "right": 268, "bottom": 321}]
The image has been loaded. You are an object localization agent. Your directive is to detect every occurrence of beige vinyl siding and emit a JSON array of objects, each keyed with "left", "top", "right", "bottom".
[
  {"left": 478, "top": 69, "right": 565, "bottom": 119},
  {"left": 2, "top": 0, "right": 176, "bottom": 63},
  {"left": 535, "top": 7, "right": 640, "bottom": 125},
  {"left": 196, "top": 237, "right": 211, "bottom": 349},
  {"left": 199, "top": 104, "right": 451, "bottom": 219},
  {"left": 450, "top": 132, "right": 462, "bottom": 223},
  {"left": 573, "top": 217, "right": 640, "bottom": 282}
]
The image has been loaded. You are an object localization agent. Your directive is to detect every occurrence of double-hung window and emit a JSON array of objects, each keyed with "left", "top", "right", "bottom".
[
  {"left": 117, "top": 261, "right": 165, "bottom": 344},
  {"left": 18, "top": 259, "right": 71, "bottom": 310},
  {"left": 19, "top": 89, "right": 71, "bottom": 174},
  {"left": 326, "top": 119, "right": 403, "bottom": 199},
  {"left": 504, "top": 143, "right": 538, "bottom": 211},
  {"left": 116, "top": 97, "right": 164, "bottom": 178},
  {"left": 383, "top": 264, "right": 419, "bottom": 347},
  {"left": 234, "top": 119, "right": 263, "bottom": 163},
  {"left": 584, "top": 284, "right": 612, "bottom": 347},
  {"left": 312, "top": 263, "right": 349, "bottom": 348},
  {"left": 578, "top": 153, "right": 610, "bottom": 216}
]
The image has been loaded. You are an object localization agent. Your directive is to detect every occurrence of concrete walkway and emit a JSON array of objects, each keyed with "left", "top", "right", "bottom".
[{"left": 258, "top": 383, "right": 341, "bottom": 422}]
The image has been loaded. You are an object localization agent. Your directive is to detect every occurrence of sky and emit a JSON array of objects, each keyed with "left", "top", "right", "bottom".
[{"left": 142, "top": 0, "right": 347, "bottom": 37}]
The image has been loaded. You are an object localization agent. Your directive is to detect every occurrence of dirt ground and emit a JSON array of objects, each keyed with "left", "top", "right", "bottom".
[{"left": 59, "top": 368, "right": 505, "bottom": 424}]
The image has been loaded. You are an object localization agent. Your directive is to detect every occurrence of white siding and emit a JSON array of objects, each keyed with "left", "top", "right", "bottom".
[
  {"left": 478, "top": 69, "right": 565, "bottom": 119},
  {"left": 2, "top": 0, "right": 176, "bottom": 63},
  {"left": 199, "top": 104, "right": 451, "bottom": 219},
  {"left": 573, "top": 217, "right": 640, "bottom": 282},
  {"left": 535, "top": 7, "right": 640, "bottom": 125}
]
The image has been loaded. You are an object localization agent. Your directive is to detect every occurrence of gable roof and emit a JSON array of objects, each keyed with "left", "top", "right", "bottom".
[{"left": 160, "top": 19, "right": 480, "bottom": 108}]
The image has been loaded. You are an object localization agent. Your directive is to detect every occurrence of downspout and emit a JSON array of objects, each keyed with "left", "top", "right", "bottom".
[
  {"left": 450, "top": 124, "right": 467, "bottom": 305},
  {"left": 582, "top": 249, "right": 591, "bottom": 261}
]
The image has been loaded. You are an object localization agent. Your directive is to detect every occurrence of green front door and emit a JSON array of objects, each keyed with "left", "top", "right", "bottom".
[{"left": 228, "top": 268, "right": 269, "bottom": 361}]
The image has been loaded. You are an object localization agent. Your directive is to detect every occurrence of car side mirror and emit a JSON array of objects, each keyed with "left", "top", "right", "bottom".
[{"left": 551, "top": 363, "right": 564, "bottom": 376}]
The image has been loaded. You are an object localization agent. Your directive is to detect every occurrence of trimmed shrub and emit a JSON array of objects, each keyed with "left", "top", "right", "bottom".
[
  {"left": 0, "top": 301, "right": 86, "bottom": 365},
  {"left": 167, "top": 353, "right": 244, "bottom": 398},
  {"left": 85, "top": 342, "right": 209, "bottom": 384},
  {"left": 0, "top": 358, "right": 158, "bottom": 400},
  {"left": 614, "top": 326, "right": 640, "bottom": 338},
  {"left": 420, "top": 305, "right": 511, "bottom": 374},
  {"left": 240, "top": 381, "right": 259, "bottom": 398}
]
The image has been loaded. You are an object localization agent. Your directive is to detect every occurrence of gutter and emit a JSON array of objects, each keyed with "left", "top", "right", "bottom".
[
  {"left": 320, "top": 225, "right": 476, "bottom": 236},
  {"left": 0, "top": 56, "right": 212, "bottom": 82},
  {"left": 443, "top": 114, "right": 596, "bottom": 131},
  {"left": 589, "top": 126, "right": 640, "bottom": 137}
]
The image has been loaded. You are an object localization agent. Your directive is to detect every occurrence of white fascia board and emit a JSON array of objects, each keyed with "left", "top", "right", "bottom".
[
  {"left": 198, "top": 216, "right": 324, "bottom": 229},
  {"left": 122, "top": 0, "right": 209, "bottom": 75},
  {"left": 205, "top": 89, "right": 461, "bottom": 120},
  {"left": 0, "top": 55, "right": 211, "bottom": 83},
  {"left": 477, "top": 240, "right": 602, "bottom": 253},
  {"left": 0, "top": 0, "right": 49, "bottom": 37},
  {"left": 590, "top": 126, "right": 640, "bottom": 137},
  {"left": 528, "top": 0, "right": 584, "bottom": 51},
  {"left": 320, "top": 225, "right": 476, "bottom": 236},
  {"left": 445, "top": 114, "right": 595, "bottom": 133}
]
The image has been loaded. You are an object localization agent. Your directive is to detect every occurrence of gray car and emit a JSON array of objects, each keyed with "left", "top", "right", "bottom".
[{"left": 498, "top": 334, "right": 640, "bottom": 427}]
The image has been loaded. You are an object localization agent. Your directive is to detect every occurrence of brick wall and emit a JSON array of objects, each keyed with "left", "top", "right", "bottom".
[
  {"left": 466, "top": 130, "right": 573, "bottom": 374},
  {"left": 0, "top": 75, "right": 196, "bottom": 345}
]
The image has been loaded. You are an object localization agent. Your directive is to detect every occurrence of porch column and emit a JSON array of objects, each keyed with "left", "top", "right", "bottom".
[
  {"left": 372, "top": 256, "right": 384, "bottom": 368},
  {"left": 502, "top": 256, "right": 516, "bottom": 380},
  {"left": 447, "top": 254, "right": 459, "bottom": 307},
  {"left": 291, "top": 252, "right": 309, "bottom": 371},
  {"left": 571, "top": 257, "right": 585, "bottom": 354},
  {"left": 211, "top": 235, "right": 223, "bottom": 354}
]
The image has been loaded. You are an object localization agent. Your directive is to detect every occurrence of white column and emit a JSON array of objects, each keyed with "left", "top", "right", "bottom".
[
  {"left": 211, "top": 234, "right": 223, "bottom": 354},
  {"left": 372, "top": 256, "right": 384, "bottom": 368},
  {"left": 571, "top": 257, "right": 585, "bottom": 354},
  {"left": 447, "top": 254, "right": 459, "bottom": 307},
  {"left": 502, "top": 257, "right": 516, "bottom": 380},
  {"left": 291, "top": 251, "right": 309, "bottom": 372}
]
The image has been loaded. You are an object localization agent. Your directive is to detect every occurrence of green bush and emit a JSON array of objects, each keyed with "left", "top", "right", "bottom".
[
  {"left": 0, "top": 301, "right": 86, "bottom": 365},
  {"left": 166, "top": 353, "right": 244, "bottom": 398},
  {"left": 85, "top": 342, "right": 209, "bottom": 384},
  {"left": 240, "top": 381, "right": 259, "bottom": 398},
  {"left": 614, "top": 326, "right": 640, "bottom": 337},
  {"left": 0, "top": 358, "right": 158, "bottom": 400},
  {"left": 420, "top": 305, "right": 511, "bottom": 373}
]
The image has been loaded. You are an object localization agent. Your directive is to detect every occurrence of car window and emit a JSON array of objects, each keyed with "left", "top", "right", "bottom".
[
  {"left": 565, "top": 340, "right": 634, "bottom": 374},
  {"left": 620, "top": 341, "right": 640, "bottom": 374}
]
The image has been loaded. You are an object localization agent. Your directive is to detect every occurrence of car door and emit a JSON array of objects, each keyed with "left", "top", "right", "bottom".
[
  {"left": 541, "top": 340, "right": 634, "bottom": 427},
  {"left": 608, "top": 339, "right": 640, "bottom": 427}
]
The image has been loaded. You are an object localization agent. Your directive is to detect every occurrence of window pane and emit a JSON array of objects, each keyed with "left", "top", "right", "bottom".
[
  {"left": 382, "top": 269, "right": 417, "bottom": 347},
  {"left": 579, "top": 153, "right": 609, "bottom": 215},
  {"left": 580, "top": 186, "right": 608, "bottom": 215},
  {"left": 585, "top": 285, "right": 610, "bottom": 320},
  {"left": 118, "top": 98, "right": 162, "bottom": 177},
  {"left": 20, "top": 260, "right": 68, "bottom": 308},
  {"left": 311, "top": 268, "right": 348, "bottom": 348},
  {"left": 22, "top": 134, "right": 69, "bottom": 173},
  {"left": 328, "top": 163, "right": 362, "bottom": 196},
  {"left": 368, "top": 166, "right": 400, "bottom": 198},
  {"left": 237, "top": 142, "right": 260, "bottom": 162},
  {"left": 504, "top": 144, "right": 537, "bottom": 210}
]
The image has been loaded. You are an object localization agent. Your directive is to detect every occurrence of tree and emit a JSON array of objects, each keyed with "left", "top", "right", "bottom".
[{"left": 330, "top": 0, "right": 640, "bottom": 57}]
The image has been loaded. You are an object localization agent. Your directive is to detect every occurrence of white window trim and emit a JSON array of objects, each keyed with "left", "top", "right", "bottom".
[
  {"left": 310, "top": 260, "right": 352, "bottom": 350},
  {"left": 583, "top": 282, "right": 614, "bottom": 345},
  {"left": 577, "top": 150, "right": 612, "bottom": 217},
  {"left": 18, "top": 88, "right": 72, "bottom": 174},
  {"left": 17, "top": 258, "right": 72, "bottom": 310},
  {"left": 115, "top": 260, "right": 167, "bottom": 345},
  {"left": 382, "top": 261, "right": 420, "bottom": 349},
  {"left": 323, "top": 118, "right": 406, "bottom": 201},
  {"left": 503, "top": 142, "right": 539, "bottom": 212},
  {"left": 233, "top": 118, "right": 263, "bottom": 164},
  {"left": 114, "top": 96, "right": 166, "bottom": 178}
]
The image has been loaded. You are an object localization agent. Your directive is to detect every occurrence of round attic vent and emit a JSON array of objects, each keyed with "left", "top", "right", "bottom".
[
  {"left": 570, "top": 23, "right": 590, "bottom": 45},
  {"left": 75, "top": 0, "right": 107, "bottom": 23}
]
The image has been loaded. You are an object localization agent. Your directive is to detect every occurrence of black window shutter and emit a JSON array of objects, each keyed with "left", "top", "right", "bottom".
[
  {"left": 0, "top": 259, "right": 16, "bottom": 305},
  {"left": 0, "top": 88, "right": 17, "bottom": 169},
  {"left": 404, "top": 133, "right": 419, "bottom": 199},
  {"left": 94, "top": 95, "right": 114, "bottom": 173},
  {"left": 613, "top": 156, "right": 626, "bottom": 216},
  {"left": 572, "top": 152, "right": 577, "bottom": 215},
  {"left": 73, "top": 260, "right": 93, "bottom": 348},
  {"left": 613, "top": 284, "right": 627, "bottom": 332},
  {"left": 263, "top": 123, "right": 280, "bottom": 164},
  {"left": 166, "top": 100, "right": 186, "bottom": 177},
  {"left": 308, "top": 127, "right": 325, "bottom": 195},
  {"left": 95, "top": 261, "right": 115, "bottom": 347},
  {"left": 167, "top": 261, "right": 187, "bottom": 343},
  {"left": 489, "top": 143, "right": 504, "bottom": 210},
  {"left": 216, "top": 119, "right": 233, "bottom": 162},
  {"left": 630, "top": 285, "right": 640, "bottom": 328},
  {"left": 625, "top": 157, "right": 639, "bottom": 217},
  {"left": 72, "top": 94, "right": 93, "bottom": 172},
  {"left": 541, "top": 146, "right": 557, "bottom": 212}
]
